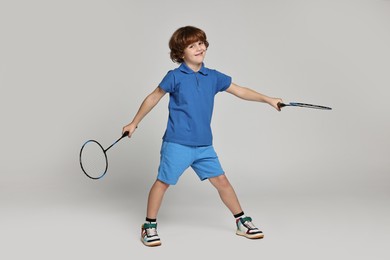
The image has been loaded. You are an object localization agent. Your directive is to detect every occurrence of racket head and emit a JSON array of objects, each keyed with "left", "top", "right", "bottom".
[
  {"left": 278, "top": 102, "right": 332, "bottom": 110},
  {"left": 79, "top": 140, "right": 108, "bottom": 180},
  {"left": 290, "top": 102, "right": 332, "bottom": 110}
]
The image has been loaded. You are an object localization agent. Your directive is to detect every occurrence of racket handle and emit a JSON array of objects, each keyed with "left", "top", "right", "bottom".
[
  {"left": 277, "top": 102, "right": 286, "bottom": 109},
  {"left": 122, "top": 131, "right": 129, "bottom": 138}
]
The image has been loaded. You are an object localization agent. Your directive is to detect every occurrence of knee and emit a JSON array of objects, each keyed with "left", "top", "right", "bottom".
[
  {"left": 155, "top": 180, "right": 170, "bottom": 191},
  {"left": 211, "top": 174, "right": 231, "bottom": 190}
]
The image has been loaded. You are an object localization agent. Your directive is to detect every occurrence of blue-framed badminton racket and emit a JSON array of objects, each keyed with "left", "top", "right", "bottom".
[
  {"left": 79, "top": 131, "right": 129, "bottom": 180},
  {"left": 278, "top": 102, "right": 332, "bottom": 110}
]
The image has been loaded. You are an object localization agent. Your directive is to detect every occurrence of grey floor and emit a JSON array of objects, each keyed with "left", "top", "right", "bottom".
[{"left": 2, "top": 179, "right": 389, "bottom": 260}]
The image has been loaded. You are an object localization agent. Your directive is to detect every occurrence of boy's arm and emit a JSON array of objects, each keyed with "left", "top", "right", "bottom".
[
  {"left": 226, "top": 83, "right": 282, "bottom": 111},
  {"left": 122, "top": 86, "right": 166, "bottom": 137}
]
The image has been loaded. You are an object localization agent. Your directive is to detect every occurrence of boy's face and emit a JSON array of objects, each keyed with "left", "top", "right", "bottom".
[{"left": 183, "top": 40, "right": 207, "bottom": 67}]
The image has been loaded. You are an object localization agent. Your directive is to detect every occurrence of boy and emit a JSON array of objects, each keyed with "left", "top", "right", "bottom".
[{"left": 122, "top": 26, "right": 282, "bottom": 247}]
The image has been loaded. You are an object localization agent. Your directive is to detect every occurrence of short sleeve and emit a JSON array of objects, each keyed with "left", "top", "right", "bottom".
[
  {"left": 215, "top": 70, "right": 232, "bottom": 93},
  {"left": 159, "top": 70, "right": 175, "bottom": 93}
]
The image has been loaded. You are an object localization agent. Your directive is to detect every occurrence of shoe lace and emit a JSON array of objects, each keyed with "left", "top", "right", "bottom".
[
  {"left": 146, "top": 227, "right": 158, "bottom": 237},
  {"left": 245, "top": 220, "right": 257, "bottom": 230},
  {"left": 240, "top": 217, "right": 258, "bottom": 230}
]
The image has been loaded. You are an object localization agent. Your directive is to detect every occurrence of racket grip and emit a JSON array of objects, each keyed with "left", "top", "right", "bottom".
[
  {"left": 277, "top": 102, "right": 286, "bottom": 109},
  {"left": 122, "top": 131, "right": 129, "bottom": 138}
]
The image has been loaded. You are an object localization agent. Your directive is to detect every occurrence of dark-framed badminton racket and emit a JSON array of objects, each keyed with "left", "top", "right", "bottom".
[
  {"left": 79, "top": 131, "right": 129, "bottom": 180},
  {"left": 278, "top": 102, "right": 332, "bottom": 110}
]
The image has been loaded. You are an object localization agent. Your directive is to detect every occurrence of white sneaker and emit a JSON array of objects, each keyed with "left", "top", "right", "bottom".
[
  {"left": 141, "top": 223, "right": 162, "bottom": 247},
  {"left": 236, "top": 216, "right": 264, "bottom": 239}
]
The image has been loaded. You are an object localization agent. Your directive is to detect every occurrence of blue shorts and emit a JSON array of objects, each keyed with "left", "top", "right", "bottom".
[{"left": 157, "top": 141, "right": 225, "bottom": 185}]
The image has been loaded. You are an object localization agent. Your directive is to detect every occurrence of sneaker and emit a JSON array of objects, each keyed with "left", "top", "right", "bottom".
[
  {"left": 236, "top": 216, "right": 264, "bottom": 239},
  {"left": 141, "top": 223, "right": 161, "bottom": 247}
]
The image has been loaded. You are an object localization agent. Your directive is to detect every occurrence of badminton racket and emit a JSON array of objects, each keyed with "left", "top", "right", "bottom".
[{"left": 79, "top": 131, "right": 129, "bottom": 180}]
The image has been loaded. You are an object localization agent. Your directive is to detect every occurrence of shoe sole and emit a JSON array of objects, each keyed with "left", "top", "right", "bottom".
[
  {"left": 236, "top": 230, "right": 264, "bottom": 239},
  {"left": 141, "top": 238, "right": 162, "bottom": 247}
]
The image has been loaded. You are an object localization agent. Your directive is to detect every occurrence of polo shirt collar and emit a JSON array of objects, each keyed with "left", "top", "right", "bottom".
[{"left": 179, "top": 62, "right": 208, "bottom": 75}]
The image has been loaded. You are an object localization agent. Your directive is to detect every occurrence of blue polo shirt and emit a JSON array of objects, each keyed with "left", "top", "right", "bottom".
[{"left": 159, "top": 63, "right": 232, "bottom": 146}]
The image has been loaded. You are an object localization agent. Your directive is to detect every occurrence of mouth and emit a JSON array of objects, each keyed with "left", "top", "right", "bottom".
[{"left": 195, "top": 51, "right": 205, "bottom": 56}]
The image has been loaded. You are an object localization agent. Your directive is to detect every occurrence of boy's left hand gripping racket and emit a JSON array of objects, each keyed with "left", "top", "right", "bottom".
[{"left": 79, "top": 131, "right": 128, "bottom": 180}]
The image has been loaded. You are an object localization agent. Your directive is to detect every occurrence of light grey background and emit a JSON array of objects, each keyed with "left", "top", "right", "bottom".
[{"left": 1, "top": 0, "right": 389, "bottom": 259}]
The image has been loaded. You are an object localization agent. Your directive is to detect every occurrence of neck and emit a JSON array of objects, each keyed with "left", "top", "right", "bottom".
[{"left": 185, "top": 62, "right": 202, "bottom": 72}]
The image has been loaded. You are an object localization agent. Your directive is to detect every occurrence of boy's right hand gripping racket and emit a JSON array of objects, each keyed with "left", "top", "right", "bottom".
[{"left": 278, "top": 102, "right": 332, "bottom": 110}]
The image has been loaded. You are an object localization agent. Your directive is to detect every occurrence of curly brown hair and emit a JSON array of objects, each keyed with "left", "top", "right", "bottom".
[{"left": 169, "top": 26, "right": 209, "bottom": 63}]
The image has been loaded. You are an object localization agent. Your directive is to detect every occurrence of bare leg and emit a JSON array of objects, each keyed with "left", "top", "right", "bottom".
[
  {"left": 209, "top": 174, "right": 243, "bottom": 215},
  {"left": 146, "top": 180, "right": 170, "bottom": 219}
]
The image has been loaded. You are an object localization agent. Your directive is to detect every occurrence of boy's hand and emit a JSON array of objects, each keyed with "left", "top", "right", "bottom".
[
  {"left": 269, "top": 97, "right": 283, "bottom": 111},
  {"left": 122, "top": 123, "right": 138, "bottom": 138}
]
